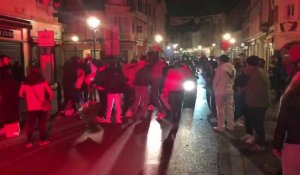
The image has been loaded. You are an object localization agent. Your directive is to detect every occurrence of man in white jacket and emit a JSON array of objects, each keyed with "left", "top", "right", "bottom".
[{"left": 213, "top": 55, "right": 236, "bottom": 132}]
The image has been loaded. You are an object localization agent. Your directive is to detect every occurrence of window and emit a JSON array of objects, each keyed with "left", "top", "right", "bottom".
[
  {"left": 36, "top": 0, "right": 43, "bottom": 3},
  {"left": 120, "top": 17, "right": 128, "bottom": 33},
  {"left": 287, "top": 4, "right": 295, "bottom": 17},
  {"left": 138, "top": 0, "right": 143, "bottom": 12},
  {"left": 132, "top": 22, "right": 135, "bottom": 34}
]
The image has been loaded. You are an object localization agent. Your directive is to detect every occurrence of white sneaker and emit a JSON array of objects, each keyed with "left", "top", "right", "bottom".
[
  {"left": 210, "top": 117, "right": 217, "bottom": 124},
  {"left": 213, "top": 127, "right": 225, "bottom": 133},
  {"left": 245, "top": 136, "right": 256, "bottom": 144}
]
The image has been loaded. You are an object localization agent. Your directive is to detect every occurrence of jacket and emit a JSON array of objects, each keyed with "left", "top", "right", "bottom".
[
  {"left": 103, "top": 67, "right": 127, "bottom": 94},
  {"left": 19, "top": 81, "right": 53, "bottom": 111},
  {"left": 213, "top": 62, "right": 236, "bottom": 96},
  {"left": 273, "top": 71, "right": 300, "bottom": 151},
  {"left": 134, "top": 65, "right": 151, "bottom": 86},
  {"left": 245, "top": 68, "right": 270, "bottom": 108}
]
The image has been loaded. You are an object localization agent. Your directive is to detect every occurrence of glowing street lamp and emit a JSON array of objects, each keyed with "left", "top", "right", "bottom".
[
  {"left": 71, "top": 35, "right": 79, "bottom": 56},
  {"left": 173, "top": 44, "right": 178, "bottom": 49},
  {"left": 198, "top": 45, "right": 202, "bottom": 50},
  {"left": 154, "top": 34, "right": 163, "bottom": 43},
  {"left": 86, "top": 16, "right": 101, "bottom": 58},
  {"left": 223, "top": 33, "right": 231, "bottom": 40},
  {"left": 212, "top": 43, "right": 216, "bottom": 47},
  {"left": 229, "top": 38, "right": 236, "bottom": 44}
]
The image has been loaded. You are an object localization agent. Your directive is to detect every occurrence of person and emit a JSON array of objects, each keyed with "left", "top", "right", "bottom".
[
  {"left": 213, "top": 55, "right": 236, "bottom": 132},
  {"left": 243, "top": 56, "right": 270, "bottom": 151},
  {"left": 148, "top": 51, "right": 167, "bottom": 119},
  {"left": 61, "top": 56, "right": 80, "bottom": 117},
  {"left": 162, "top": 61, "right": 191, "bottom": 131},
  {"left": 126, "top": 57, "right": 151, "bottom": 120},
  {"left": 93, "top": 61, "right": 108, "bottom": 123},
  {"left": 19, "top": 65, "right": 53, "bottom": 148},
  {"left": 271, "top": 56, "right": 287, "bottom": 102},
  {"left": 103, "top": 57, "right": 127, "bottom": 124},
  {"left": 0, "top": 67, "right": 20, "bottom": 138},
  {"left": 273, "top": 70, "right": 300, "bottom": 175}
]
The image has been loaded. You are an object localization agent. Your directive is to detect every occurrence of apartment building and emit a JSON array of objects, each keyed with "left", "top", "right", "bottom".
[
  {"left": 0, "top": 0, "right": 63, "bottom": 82},
  {"left": 63, "top": 0, "right": 167, "bottom": 60}
]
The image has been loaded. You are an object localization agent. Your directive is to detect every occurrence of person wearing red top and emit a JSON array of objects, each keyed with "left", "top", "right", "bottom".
[{"left": 19, "top": 65, "right": 53, "bottom": 148}]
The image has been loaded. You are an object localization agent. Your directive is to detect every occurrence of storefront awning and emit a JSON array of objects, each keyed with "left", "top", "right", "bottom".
[{"left": 0, "top": 15, "right": 32, "bottom": 29}]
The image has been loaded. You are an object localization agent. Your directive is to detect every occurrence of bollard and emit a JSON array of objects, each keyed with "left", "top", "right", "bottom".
[{"left": 57, "top": 81, "right": 62, "bottom": 112}]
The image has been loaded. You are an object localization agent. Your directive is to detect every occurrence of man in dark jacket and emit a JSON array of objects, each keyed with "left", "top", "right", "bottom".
[
  {"left": 273, "top": 71, "right": 300, "bottom": 175},
  {"left": 126, "top": 59, "right": 151, "bottom": 120}
]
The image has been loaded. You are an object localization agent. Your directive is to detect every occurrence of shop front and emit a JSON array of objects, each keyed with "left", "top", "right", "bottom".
[{"left": 0, "top": 15, "right": 32, "bottom": 77}]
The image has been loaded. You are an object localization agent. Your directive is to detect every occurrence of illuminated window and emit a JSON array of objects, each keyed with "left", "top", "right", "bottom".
[{"left": 287, "top": 4, "right": 295, "bottom": 17}]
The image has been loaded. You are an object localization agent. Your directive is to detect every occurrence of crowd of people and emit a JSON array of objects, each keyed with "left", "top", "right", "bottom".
[
  {"left": 201, "top": 53, "right": 300, "bottom": 174},
  {"left": 0, "top": 50, "right": 300, "bottom": 174}
]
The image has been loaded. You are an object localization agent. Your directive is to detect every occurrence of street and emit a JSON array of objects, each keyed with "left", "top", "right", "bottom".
[{"left": 0, "top": 78, "right": 281, "bottom": 175}]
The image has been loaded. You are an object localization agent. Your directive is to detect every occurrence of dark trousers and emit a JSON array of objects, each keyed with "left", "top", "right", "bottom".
[
  {"left": 82, "top": 83, "right": 89, "bottom": 103},
  {"left": 168, "top": 91, "right": 184, "bottom": 128},
  {"left": 150, "top": 78, "right": 164, "bottom": 112},
  {"left": 206, "top": 87, "right": 216, "bottom": 117},
  {"left": 98, "top": 90, "right": 107, "bottom": 117},
  {"left": 234, "top": 91, "right": 246, "bottom": 121},
  {"left": 62, "top": 86, "right": 77, "bottom": 112},
  {"left": 26, "top": 110, "right": 48, "bottom": 142},
  {"left": 245, "top": 107, "right": 267, "bottom": 146}
]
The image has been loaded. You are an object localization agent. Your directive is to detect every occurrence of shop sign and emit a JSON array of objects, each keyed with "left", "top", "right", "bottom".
[
  {"left": 38, "top": 30, "right": 54, "bottom": 47},
  {"left": 0, "top": 29, "right": 13, "bottom": 38}
]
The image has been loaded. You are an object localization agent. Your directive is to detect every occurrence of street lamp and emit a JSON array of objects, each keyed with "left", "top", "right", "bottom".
[
  {"left": 229, "top": 38, "right": 236, "bottom": 44},
  {"left": 223, "top": 33, "right": 231, "bottom": 40},
  {"left": 154, "top": 34, "right": 163, "bottom": 43},
  {"left": 173, "top": 44, "right": 178, "bottom": 49},
  {"left": 212, "top": 43, "right": 216, "bottom": 47},
  {"left": 86, "top": 16, "right": 101, "bottom": 58},
  {"left": 198, "top": 45, "right": 202, "bottom": 50},
  {"left": 71, "top": 35, "right": 79, "bottom": 56}
]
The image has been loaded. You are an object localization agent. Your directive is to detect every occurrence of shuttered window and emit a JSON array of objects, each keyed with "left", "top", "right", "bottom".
[{"left": 0, "top": 41, "right": 23, "bottom": 65}]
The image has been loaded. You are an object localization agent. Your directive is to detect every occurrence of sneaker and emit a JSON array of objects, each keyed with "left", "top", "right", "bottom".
[
  {"left": 38, "top": 140, "right": 50, "bottom": 146},
  {"left": 116, "top": 120, "right": 123, "bottom": 124},
  {"left": 245, "top": 136, "right": 256, "bottom": 144},
  {"left": 96, "top": 116, "right": 106, "bottom": 123},
  {"left": 105, "top": 120, "right": 112, "bottom": 124},
  {"left": 226, "top": 126, "right": 234, "bottom": 131},
  {"left": 240, "top": 134, "right": 252, "bottom": 141},
  {"left": 213, "top": 127, "right": 225, "bottom": 133},
  {"left": 148, "top": 104, "right": 155, "bottom": 111},
  {"left": 125, "top": 110, "right": 133, "bottom": 117},
  {"left": 249, "top": 144, "right": 266, "bottom": 152},
  {"left": 157, "top": 112, "right": 166, "bottom": 120},
  {"left": 210, "top": 117, "right": 217, "bottom": 124},
  {"left": 25, "top": 142, "right": 33, "bottom": 148}
]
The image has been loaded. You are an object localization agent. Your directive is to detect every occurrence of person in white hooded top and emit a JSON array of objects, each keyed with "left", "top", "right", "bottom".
[{"left": 213, "top": 55, "right": 236, "bottom": 132}]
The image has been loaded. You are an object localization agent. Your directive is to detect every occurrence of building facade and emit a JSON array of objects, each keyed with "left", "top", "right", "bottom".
[
  {"left": 63, "top": 0, "right": 167, "bottom": 61},
  {"left": 0, "top": 0, "right": 63, "bottom": 83}
]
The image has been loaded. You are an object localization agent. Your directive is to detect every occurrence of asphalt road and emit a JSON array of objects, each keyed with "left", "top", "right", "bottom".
[{"left": 0, "top": 77, "right": 281, "bottom": 175}]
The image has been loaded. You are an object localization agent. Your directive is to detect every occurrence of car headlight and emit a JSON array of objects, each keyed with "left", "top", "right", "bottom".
[{"left": 183, "top": 80, "right": 196, "bottom": 91}]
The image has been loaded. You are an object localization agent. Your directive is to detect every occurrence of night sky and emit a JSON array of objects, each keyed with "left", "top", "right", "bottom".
[{"left": 166, "top": 0, "right": 241, "bottom": 16}]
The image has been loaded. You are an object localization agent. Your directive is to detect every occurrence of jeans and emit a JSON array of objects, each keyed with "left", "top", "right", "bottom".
[
  {"left": 26, "top": 110, "right": 48, "bottom": 142},
  {"left": 168, "top": 91, "right": 184, "bottom": 128},
  {"left": 245, "top": 107, "right": 267, "bottom": 146},
  {"left": 106, "top": 93, "right": 122, "bottom": 122},
  {"left": 215, "top": 93, "right": 234, "bottom": 128}
]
